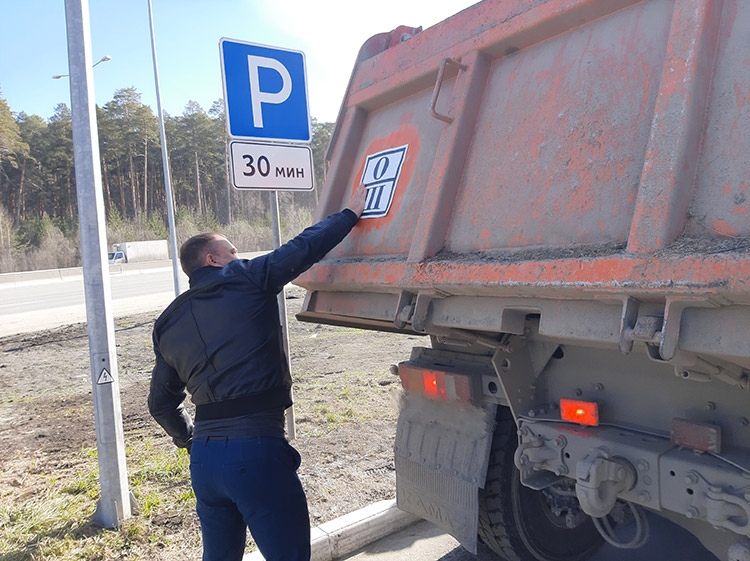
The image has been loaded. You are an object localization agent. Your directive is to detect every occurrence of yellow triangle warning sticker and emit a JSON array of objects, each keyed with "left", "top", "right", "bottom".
[{"left": 97, "top": 369, "right": 114, "bottom": 385}]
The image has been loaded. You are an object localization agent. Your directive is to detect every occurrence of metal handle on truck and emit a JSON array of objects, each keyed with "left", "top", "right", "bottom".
[{"left": 429, "top": 57, "right": 467, "bottom": 124}]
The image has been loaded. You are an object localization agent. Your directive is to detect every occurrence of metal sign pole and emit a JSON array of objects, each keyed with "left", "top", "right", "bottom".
[
  {"left": 147, "top": 0, "right": 181, "bottom": 297},
  {"left": 220, "top": 39, "right": 313, "bottom": 441},
  {"left": 64, "top": 0, "right": 133, "bottom": 528},
  {"left": 270, "top": 191, "right": 296, "bottom": 440}
]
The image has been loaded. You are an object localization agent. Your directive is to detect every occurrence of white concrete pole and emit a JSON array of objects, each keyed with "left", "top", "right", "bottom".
[{"left": 64, "top": 0, "right": 133, "bottom": 528}]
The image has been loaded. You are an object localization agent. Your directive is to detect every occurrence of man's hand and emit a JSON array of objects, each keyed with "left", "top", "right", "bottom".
[{"left": 347, "top": 183, "right": 368, "bottom": 218}]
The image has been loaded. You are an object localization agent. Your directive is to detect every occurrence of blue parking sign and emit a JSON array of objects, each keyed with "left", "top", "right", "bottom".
[{"left": 220, "top": 38, "right": 311, "bottom": 142}]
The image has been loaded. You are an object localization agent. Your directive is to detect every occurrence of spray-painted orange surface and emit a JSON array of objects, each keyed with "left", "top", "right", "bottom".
[{"left": 297, "top": 0, "right": 750, "bottom": 320}]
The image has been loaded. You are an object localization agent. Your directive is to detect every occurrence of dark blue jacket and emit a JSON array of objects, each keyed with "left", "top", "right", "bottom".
[{"left": 148, "top": 209, "right": 359, "bottom": 448}]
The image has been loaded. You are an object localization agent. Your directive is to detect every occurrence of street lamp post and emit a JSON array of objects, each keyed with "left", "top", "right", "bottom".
[
  {"left": 147, "top": 0, "right": 181, "bottom": 297},
  {"left": 53, "top": 54, "right": 111, "bottom": 79},
  {"left": 62, "top": 0, "right": 132, "bottom": 529}
]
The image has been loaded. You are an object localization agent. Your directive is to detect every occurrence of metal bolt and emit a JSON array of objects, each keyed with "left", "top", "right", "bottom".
[
  {"left": 554, "top": 465, "right": 568, "bottom": 476},
  {"left": 638, "top": 491, "right": 651, "bottom": 502},
  {"left": 709, "top": 485, "right": 722, "bottom": 494},
  {"left": 553, "top": 436, "right": 566, "bottom": 448},
  {"left": 637, "top": 460, "right": 650, "bottom": 472},
  {"left": 575, "top": 388, "right": 583, "bottom": 397},
  {"left": 705, "top": 401, "right": 716, "bottom": 411},
  {"left": 528, "top": 410, "right": 536, "bottom": 417},
  {"left": 643, "top": 475, "right": 652, "bottom": 486},
  {"left": 518, "top": 455, "right": 528, "bottom": 466},
  {"left": 684, "top": 473, "right": 699, "bottom": 485},
  {"left": 594, "top": 383, "right": 604, "bottom": 392},
  {"left": 686, "top": 506, "right": 700, "bottom": 519}
]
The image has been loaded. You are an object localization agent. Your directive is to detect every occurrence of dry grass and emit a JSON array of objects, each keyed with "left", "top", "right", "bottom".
[
  {"left": 0, "top": 203, "right": 313, "bottom": 274},
  {"left": 0, "top": 288, "right": 420, "bottom": 560}
]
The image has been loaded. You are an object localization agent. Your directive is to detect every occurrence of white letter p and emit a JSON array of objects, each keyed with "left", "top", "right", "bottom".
[{"left": 247, "top": 55, "right": 292, "bottom": 128}]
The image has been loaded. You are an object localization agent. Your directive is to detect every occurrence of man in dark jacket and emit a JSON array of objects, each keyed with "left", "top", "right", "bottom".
[{"left": 148, "top": 184, "right": 367, "bottom": 561}]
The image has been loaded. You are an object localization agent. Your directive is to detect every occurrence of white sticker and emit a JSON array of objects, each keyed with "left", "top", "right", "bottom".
[
  {"left": 97, "top": 368, "right": 114, "bottom": 385},
  {"left": 360, "top": 144, "right": 408, "bottom": 219}
]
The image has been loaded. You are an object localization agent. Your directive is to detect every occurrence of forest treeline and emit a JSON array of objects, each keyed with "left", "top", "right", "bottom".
[{"left": 0, "top": 86, "right": 335, "bottom": 273}]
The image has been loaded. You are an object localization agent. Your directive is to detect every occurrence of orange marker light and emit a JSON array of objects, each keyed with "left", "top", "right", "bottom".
[
  {"left": 560, "top": 398, "right": 599, "bottom": 426},
  {"left": 398, "top": 363, "right": 473, "bottom": 403}
]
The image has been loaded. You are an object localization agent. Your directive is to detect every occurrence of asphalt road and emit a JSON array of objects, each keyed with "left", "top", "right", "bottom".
[
  {"left": 0, "top": 263, "right": 183, "bottom": 337},
  {"left": 0, "top": 264, "right": 183, "bottom": 312},
  {"left": 0, "top": 255, "right": 258, "bottom": 337},
  {"left": 340, "top": 513, "right": 720, "bottom": 561}
]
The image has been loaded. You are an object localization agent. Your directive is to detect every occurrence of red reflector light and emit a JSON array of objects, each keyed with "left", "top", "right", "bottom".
[
  {"left": 423, "top": 371, "right": 438, "bottom": 399},
  {"left": 560, "top": 398, "right": 599, "bottom": 426},
  {"left": 398, "top": 364, "right": 472, "bottom": 403},
  {"left": 671, "top": 417, "right": 721, "bottom": 453}
]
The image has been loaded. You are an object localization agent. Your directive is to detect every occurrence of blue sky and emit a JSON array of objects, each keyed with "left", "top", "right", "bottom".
[{"left": 0, "top": 1, "right": 475, "bottom": 124}]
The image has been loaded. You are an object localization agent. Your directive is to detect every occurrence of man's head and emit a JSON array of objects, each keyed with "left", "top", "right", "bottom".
[{"left": 179, "top": 233, "right": 238, "bottom": 277}]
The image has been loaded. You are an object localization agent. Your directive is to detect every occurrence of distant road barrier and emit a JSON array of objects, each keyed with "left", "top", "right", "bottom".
[
  {"left": 0, "top": 252, "right": 265, "bottom": 287},
  {"left": 0, "top": 266, "right": 85, "bottom": 285},
  {"left": 0, "top": 260, "right": 170, "bottom": 286}
]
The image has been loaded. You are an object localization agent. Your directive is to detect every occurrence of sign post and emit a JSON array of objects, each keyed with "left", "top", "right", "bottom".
[{"left": 221, "top": 38, "right": 316, "bottom": 439}]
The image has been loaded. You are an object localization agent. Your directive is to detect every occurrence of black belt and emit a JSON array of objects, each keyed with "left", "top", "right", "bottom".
[{"left": 195, "top": 387, "right": 291, "bottom": 422}]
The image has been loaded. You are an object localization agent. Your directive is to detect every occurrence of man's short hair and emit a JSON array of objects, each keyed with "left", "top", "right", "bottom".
[{"left": 179, "top": 233, "right": 224, "bottom": 277}]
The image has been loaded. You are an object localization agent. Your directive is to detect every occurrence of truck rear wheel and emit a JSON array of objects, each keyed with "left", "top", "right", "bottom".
[{"left": 478, "top": 406, "right": 603, "bottom": 561}]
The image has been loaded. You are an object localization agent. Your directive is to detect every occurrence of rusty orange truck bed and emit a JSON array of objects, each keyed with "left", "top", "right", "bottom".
[{"left": 296, "top": 1, "right": 750, "bottom": 560}]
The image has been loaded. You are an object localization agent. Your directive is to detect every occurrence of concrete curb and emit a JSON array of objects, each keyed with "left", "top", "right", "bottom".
[{"left": 243, "top": 500, "right": 420, "bottom": 561}]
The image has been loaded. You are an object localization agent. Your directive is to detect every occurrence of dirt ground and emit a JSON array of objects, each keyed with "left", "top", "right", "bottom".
[{"left": 0, "top": 284, "right": 423, "bottom": 559}]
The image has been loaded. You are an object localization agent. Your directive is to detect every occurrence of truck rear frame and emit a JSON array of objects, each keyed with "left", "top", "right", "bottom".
[{"left": 296, "top": 1, "right": 750, "bottom": 559}]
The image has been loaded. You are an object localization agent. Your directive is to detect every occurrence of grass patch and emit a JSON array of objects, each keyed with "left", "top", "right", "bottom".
[
  {"left": 0, "top": 438, "right": 197, "bottom": 561},
  {"left": 301, "top": 368, "right": 399, "bottom": 432}
]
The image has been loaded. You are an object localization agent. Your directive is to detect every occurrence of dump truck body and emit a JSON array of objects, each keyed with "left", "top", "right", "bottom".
[{"left": 296, "top": 1, "right": 750, "bottom": 559}]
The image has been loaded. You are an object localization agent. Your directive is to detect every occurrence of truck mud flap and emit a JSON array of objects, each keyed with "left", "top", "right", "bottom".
[{"left": 394, "top": 393, "right": 497, "bottom": 553}]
